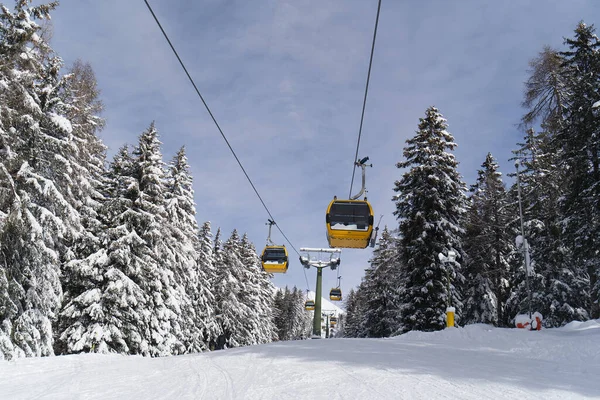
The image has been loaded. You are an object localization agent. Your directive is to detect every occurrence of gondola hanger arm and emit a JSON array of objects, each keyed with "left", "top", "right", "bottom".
[
  {"left": 350, "top": 156, "right": 372, "bottom": 200},
  {"left": 265, "top": 219, "right": 276, "bottom": 245}
]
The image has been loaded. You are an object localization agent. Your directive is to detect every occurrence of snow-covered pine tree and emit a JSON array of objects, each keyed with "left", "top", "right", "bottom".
[
  {"left": 291, "top": 287, "right": 311, "bottom": 340},
  {"left": 361, "top": 227, "right": 401, "bottom": 337},
  {"left": 533, "top": 148, "right": 589, "bottom": 327},
  {"left": 519, "top": 34, "right": 591, "bottom": 325},
  {"left": 558, "top": 22, "right": 600, "bottom": 319},
  {"left": 0, "top": 0, "right": 82, "bottom": 359},
  {"left": 54, "top": 60, "right": 109, "bottom": 354},
  {"left": 57, "top": 146, "right": 150, "bottom": 355},
  {"left": 342, "top": 287, "right": 366, "bottom": 338},
  {"left": 272, "top": 286, "right": 309, "bottom": 341},
  {"left": 212, "top": 227, "right": 223, "bottom": 281},
  {"left": 210, "top": 227, "right": 225, "bottom": 348},
  {"left": 164, "top": 146, "right": 207, "bottom": 352},
  {"left": 393, "top": 106, "right": 467, "bottom": 332},
  {"left": 131, "top": 122, "right": 186, "bottom": 356},
  {"left": 506, "top": 128, "right": 588, "bottom": 326},
  {"left": 273, "top": 287, "right": 288, "bottom": 340},
  {"left": 462, "top": 153, "right": 513, "bottom": 326},
  {"left": 332, "top": 313, "right": 345, "bottom": 338},
  {"left": 213, "top": 230, "right": 255, "bottom": 349},
  {"left": 505, "top": 132, "right": 554, "bottom": 326},
  {"left": 196, "top": 221, "right": 221, "bottom": 349},
  {"left": 59, "top": 60, "right": 107, "bottom": 258},
  {"left": 239, "top": 233, "right": 276, "bottom": 344}
]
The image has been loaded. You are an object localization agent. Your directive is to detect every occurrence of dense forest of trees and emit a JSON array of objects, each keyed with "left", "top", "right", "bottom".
[
  {"left": 0, "top": 1, "right": 310, "bottom": 360},
  {"left": 345, "top": 21, "right": 599, "bottom": 337}
]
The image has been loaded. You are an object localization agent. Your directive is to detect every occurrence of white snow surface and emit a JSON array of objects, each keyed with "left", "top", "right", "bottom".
[{"left": 1, "top": 322, "right": 599, "bottom": 399}]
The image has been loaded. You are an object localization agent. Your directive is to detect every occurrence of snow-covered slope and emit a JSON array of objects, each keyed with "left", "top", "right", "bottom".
[{"left": 1, "top": 321, "right": 599, "bottom": 399}]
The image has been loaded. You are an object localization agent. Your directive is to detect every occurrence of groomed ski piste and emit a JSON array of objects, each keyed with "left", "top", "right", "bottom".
[{"left": 1, "top": 320, "right": 599, "bottom": 399}]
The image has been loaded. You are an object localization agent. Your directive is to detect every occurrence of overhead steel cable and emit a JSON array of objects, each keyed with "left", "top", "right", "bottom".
[
  {"left": 143, "top": 0, "right": 308, "bottom": 291},
  {"left": 349, "top": 0, "right": 382, "bottom": 199}
]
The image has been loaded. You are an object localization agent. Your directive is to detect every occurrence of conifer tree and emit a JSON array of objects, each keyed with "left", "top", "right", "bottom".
[
  {"left": 212, "top": 230, "right": 277, "bottom": 348},
  {"left": 273, "top": 286, "right": 310, "bottom": 341},
  {"left": 0, "top": 0, "right": 78, "bottom": 359},
  {"left": 393, "top": 106, "right": 467, "bottom": 332},
  {"left": 54, "top": 60, "right": 108, "bottom": 354},
  {"left": 291, "top": 287, "right": 311, "bottom": 339},
  {"left": 57, "top": 146, "right": 149, "bottom": 355},
  {"left": 558, "top": 22, "right": 600, "bottom": 318},
  {"left": 343, "top": 288, "right": 366, "bottom": 338},
  {"left": 131, "top": 123, "right": 185, "bottom": 356},
  {"left": 273, "top": 288, "right": 288, "bottom": 340},
  {"left": 505, "top": 132, "right": 553, "bottom": 325},
  {"left": 361, "top": 227, "right": 401, "bottom": 337},
  {"left": 521, "top": 47, "right": 568, "bottom": 133},
  {"left": 164, "top": 147, "right": 206, "bottom": 352},
  {"left": 462, "top": 153, "right": 513, "bottom": 326},
  {"left": 196, "top": 221, "right": 221, "bottom": 349},
  {"left": 213, "top": 227, "right": 223, "bottom": 272},
  {"left": 519, "top": 30, "right": 595, "bottom": 324},
  {"left": 213, "top": 230, "right": 255, "bottom": 349},
  {"left": 505, "top": 128, "right": 588, "bottom": 326},
  {"left": 210, "top": 227, "right": 225, "bottom": 349},
  {"left": 239, "top": 233, "right": 276, "bottom": 344},
  {"left": 60, "top": 60, "right": 107, "bottom": 257}
]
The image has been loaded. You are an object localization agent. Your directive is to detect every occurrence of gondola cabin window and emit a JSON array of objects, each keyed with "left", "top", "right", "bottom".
[
  {"left": 262, "top": 248, "right": 287, "bottom": 263},
  {"left": 329, "top": 202, "right": 371, "bottom": 231}
]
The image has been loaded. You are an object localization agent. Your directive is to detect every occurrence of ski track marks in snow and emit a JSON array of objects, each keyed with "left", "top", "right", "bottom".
[
  {"left": 1, "top": 322, "right": 600, "bottom": 399},
  {"left": 206, "top": 353, "right": 235, "bottom": 399}
]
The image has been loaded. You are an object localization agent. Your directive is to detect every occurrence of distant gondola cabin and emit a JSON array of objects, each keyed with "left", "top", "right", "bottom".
[
  {"left": 305, "top": 300, "right": 315, "bottom": 311},
  {"left": 329, "top": 288, "right": 342, "bottom": 301}
]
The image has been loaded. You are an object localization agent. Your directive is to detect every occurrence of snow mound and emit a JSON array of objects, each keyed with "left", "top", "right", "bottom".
[{"left": 560, "top": 319, "right": 600, "bottom": 332}]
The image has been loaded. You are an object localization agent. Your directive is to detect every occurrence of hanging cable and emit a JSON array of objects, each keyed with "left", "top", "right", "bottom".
[
  {"left": 349, "top": 0, "right": 382, "bottom": 198},
  {"left": 303, "top": 268, "right": 311, "bottom": 293},
  {"left": 144, "top": 0, "right": 310, "bottom": 293},
  {"left": 143, "top": 0, "right": 303, "bottom": 262}
]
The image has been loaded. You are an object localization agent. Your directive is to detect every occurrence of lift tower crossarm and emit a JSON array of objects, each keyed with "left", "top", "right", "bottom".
[
  {"left": 299, "top": 248, "right": 341, "bottom": 253},
  {"left": 299, "top": 247, "right": 342, "bottom": 338}
]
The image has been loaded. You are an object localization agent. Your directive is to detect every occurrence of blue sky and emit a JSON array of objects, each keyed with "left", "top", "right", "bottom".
[{"left": 48, "top": 0, "right": 598, "bottom": 295}]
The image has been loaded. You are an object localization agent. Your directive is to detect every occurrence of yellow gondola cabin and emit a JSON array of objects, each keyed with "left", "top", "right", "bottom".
[
  {"left": 261, "top": 245, "right": 288, "bottom": 273},
  {"left": 329, "top": 287, "right": 342, "bottom": 301},
  {"left": 305, "top": 300, "right": 315, "bottom": 311},
  {"left": 326, "top": 198, "right": 374, "bottom": 249}
]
